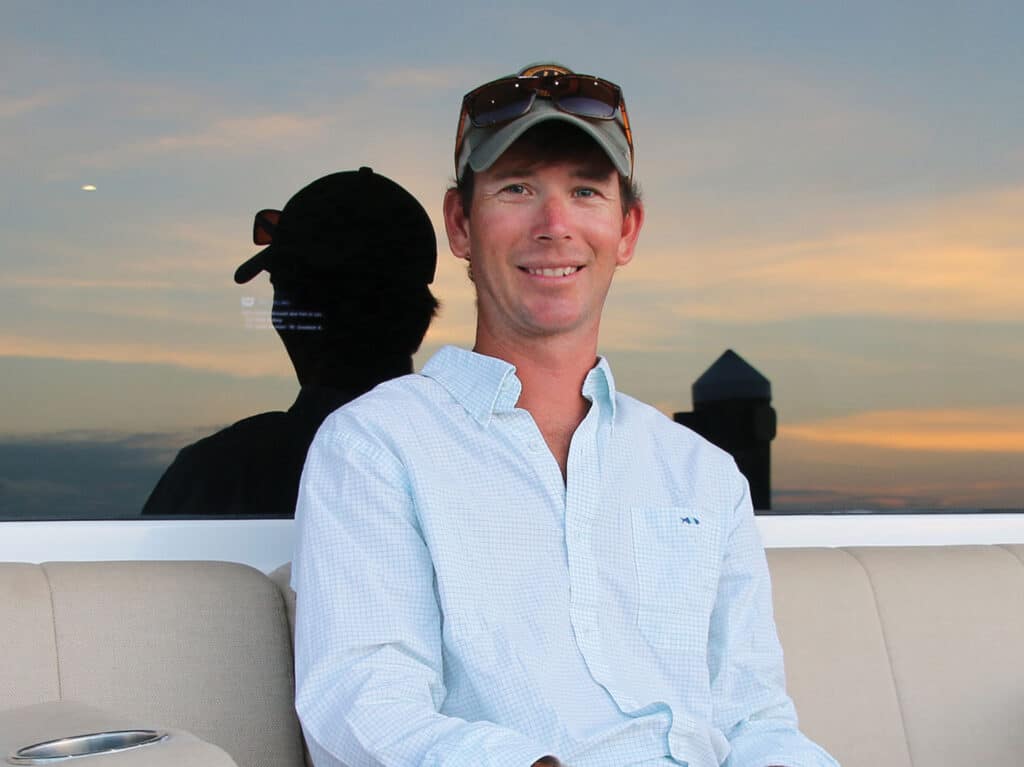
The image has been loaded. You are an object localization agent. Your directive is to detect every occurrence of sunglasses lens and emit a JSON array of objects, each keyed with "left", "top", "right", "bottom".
[
  {"left": 253, "top": 209, "right": 281, "bottom": 245},
  {"left": 469, "top": 81, "right": 535, "bottom": 127},
  {"left": 556, "top": 79, "right": 619, "bottom": 119}
]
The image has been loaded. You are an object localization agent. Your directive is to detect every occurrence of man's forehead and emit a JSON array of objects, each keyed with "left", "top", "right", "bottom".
[{"left": 484, "top": 155, "right": 618, "bottom": 182}]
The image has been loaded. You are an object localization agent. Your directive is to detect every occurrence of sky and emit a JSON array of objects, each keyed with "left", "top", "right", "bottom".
[{"left": 1, "top": 1, "right": 1022, "bottom": 516}]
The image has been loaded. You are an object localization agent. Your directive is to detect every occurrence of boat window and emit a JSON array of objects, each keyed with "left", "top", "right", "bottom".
[{"left": 2, "top": 6, "right": 1021, "bottom": 520}]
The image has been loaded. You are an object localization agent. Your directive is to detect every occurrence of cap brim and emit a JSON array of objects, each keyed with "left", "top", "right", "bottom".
[
  {"left": 234, "top": 246, "right": 272, "bottom": 284},
  {"left": 460, "top": 100, "right": 632, "bottom": 179}
]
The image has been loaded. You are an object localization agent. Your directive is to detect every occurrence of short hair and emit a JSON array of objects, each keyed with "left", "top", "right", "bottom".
[{"left": 455, "top": 121, "right": 641, "bottom": 217}]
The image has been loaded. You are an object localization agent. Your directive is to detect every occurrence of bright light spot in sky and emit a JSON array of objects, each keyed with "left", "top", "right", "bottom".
[{"left": 81, "top": 184, "right": 97, "bottom": 191}]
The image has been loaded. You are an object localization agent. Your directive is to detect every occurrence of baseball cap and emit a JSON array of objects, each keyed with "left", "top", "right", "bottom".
[
  {"left": 234, "top": 167, "right": 436, "bottom": 286},
  {"left": 455, "top": 63, "right": 633, "bottom": 181}
]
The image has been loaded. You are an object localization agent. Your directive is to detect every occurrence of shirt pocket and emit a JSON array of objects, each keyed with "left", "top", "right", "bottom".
[{"left": 630, "top": 506, "right": 720, "bottom": 653}]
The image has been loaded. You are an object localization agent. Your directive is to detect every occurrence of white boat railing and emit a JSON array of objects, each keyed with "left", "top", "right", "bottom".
[{"left": 2, "top": 513, "right": 1024, "bottom": 573}]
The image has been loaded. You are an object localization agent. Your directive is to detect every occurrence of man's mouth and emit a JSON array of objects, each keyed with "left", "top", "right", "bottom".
[{"left": 520, "top": 266, "right": 582, "bottom": 277}]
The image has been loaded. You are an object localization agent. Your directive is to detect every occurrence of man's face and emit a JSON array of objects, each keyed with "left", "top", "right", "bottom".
[{"left": 443, "top": 148, "right": 643, "bottom": 349}]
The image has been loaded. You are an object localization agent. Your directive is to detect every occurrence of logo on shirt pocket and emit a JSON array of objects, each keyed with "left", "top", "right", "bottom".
[{"left": 630, "top": 507, "right": 719, "bottom": 652}]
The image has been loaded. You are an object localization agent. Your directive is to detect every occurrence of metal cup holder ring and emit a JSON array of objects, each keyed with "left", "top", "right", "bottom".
[{"left": 7, "top": 730, "right": 168, "bottom": 764}]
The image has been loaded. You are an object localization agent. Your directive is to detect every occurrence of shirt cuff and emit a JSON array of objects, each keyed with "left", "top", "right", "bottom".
[
  {"left": 421, "top": 720, "right": 557, "bottom": 767},
  {"left": 725, "top": 725, "right": 839, "bottom": 767}
]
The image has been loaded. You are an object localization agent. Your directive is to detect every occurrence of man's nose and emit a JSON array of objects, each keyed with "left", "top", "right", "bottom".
[{"left": 533, "top": 195, "right": 572, "bottom": 241}]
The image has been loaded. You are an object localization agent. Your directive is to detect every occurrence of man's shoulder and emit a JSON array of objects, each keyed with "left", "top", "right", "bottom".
[
  {"left": 318, "top": 372, "right": 452, "bottom": 438},
  {"left": 351, "top": 372, "right": 447, "bottom": 412},
  {"left": 331, "top": 346, "right": 488, "bottom": 426},
  {"left": 614, "top": 391, "right": 738, "bottom": 469},
  {"left": 613, "top": 391, "right": 695, "bottom": 441}
]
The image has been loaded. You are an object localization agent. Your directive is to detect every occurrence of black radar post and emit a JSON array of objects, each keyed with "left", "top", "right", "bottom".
[{"left": 673, "top": 350, "right": 777, "bottom": 511}]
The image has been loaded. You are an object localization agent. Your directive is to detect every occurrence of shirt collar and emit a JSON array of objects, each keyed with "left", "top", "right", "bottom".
[
  {"left": 422, "top": 345, "right": 618, "bottom": 426},
  {"left": 421, "top": 346, "right": 520, "bottom": 426},
  {"left": 584, "top": 356, "right": 618, "bottom": 422}
]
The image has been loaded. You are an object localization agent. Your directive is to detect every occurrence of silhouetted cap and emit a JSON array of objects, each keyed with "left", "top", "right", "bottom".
[{"left": 234, "top": 167, "right": 436, "bottom": 286}]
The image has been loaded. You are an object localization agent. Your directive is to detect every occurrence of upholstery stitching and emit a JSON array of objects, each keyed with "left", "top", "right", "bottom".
[
  {"left": 40, "top": 563, "right": 64, "bottom": 699},
  {"left": 996, "top": 543, "right": 1024, "bottom": 567},
  {"left": 842, "top": 547, "right": 915, "bottom": 767}
]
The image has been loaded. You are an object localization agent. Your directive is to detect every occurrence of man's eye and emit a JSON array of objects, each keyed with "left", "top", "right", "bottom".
[
  {"left": 502, "top": 183, "right": 526, "bottom": 194},
  {"left": 574, "top": 187, "right": 598, "bottom": 198}
]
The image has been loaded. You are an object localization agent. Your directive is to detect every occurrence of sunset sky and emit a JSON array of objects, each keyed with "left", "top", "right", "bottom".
[{"left": 2, "top": 2, "right": 1021, "bottom": 515}]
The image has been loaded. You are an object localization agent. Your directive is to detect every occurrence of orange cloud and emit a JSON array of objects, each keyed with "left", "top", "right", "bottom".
[
  {"left": 780, "top": 406, "right": 1024, "bottom": 453},
  {"left": 6, "top": 275, "right": 176, "bottom": 290},
  {"left": 0, "top": 334, "right": 290, "bottom": 379},
  {"left": 621, "top": 185, "right": 1024, "bottom": 323}
]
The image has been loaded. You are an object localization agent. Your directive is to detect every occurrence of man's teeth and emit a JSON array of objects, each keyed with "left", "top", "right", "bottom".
[{"left": 526, "top": 266, "right": 581, "bottom": 277}]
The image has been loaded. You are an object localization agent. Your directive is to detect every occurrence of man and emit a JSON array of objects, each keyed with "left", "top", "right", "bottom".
[
  {"left": 143, "top": 168, "right": 438, "bottom": 517},
  {"left": 293, "top": 65, "right": 838, "bottom": 767}
]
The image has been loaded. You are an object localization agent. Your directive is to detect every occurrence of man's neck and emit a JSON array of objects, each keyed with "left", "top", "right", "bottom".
[{"left": 474, "top": 333, "right": 599, "bottom": 479}]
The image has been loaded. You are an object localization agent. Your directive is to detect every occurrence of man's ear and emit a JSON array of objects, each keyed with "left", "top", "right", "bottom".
[
  {"left": 443, "top": 188, "right": 471, "bottom": 262},
  {"left": 616, "top": 200, "right": 644, "bottom": 267}
]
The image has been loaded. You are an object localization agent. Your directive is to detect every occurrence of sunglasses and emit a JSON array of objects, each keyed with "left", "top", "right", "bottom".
[
  {"left": 454, "top": 72, "right": 634, "bottom": 177},
  {"left": 253, "top": 209, "right": 281, "bottom": 245}
]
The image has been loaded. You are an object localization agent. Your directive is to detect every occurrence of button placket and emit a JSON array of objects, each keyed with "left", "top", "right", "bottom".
[{"left": 566, "top": 406, "right": 617, "bottom": 689}]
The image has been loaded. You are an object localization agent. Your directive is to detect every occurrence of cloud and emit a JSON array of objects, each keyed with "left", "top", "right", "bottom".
[
  {"left": 371, "top": 65, "right": 467, "bottom": 90},
  {"left": 1, "top": 44, "right": 410, "bottom": 180},
  {"left": 773, "top": 413, "right": 1024, "bottom": 511},
  {"left": 613, "top": 56, "right": 1023, "bottom": 327},
  {"left": 780, "top": 406, "right": 1024, "bottom": 453},
  {"left": 0, "top": 91, "right": 62, "bottom": 119},
  {"left": 0, "top": 431, "right": 179, "bottom": 520},
  {"left": 619, "top": 184, "right": 1024, "bottom": 324},
  {"left": 635, "top": 53, "right": 928, "bottom": 206},
  {"left": 0, "top": 334, "right": 290, "bottom": 378},
  {"left": 6, "top": 275, "right": 177, "bottom": 290},
  {"left": 77, "top": 113, "right": 331, "bottom": 170},
  {"left": 5, "top": 202, "right": 259, "bottom": 288},
  {"left": 771, "top": 482, "right": 1024, "bottom": 512}
]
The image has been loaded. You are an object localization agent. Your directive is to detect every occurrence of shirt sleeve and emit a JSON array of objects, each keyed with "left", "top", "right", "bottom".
[
  {"left": 709, "top": 473, "right": 840, "bottom": 767},
  {"left": 291, "top": 414, "right": 556, "bottom": 767}
]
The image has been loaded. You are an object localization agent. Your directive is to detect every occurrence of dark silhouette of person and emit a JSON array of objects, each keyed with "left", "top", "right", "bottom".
[{"left": 142, "top": 167, "right": 439, "bottom": 517}]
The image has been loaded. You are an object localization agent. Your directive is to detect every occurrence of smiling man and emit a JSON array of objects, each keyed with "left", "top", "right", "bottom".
[{"left": 292, "top": 63, "right": 838, "bottom": 767}]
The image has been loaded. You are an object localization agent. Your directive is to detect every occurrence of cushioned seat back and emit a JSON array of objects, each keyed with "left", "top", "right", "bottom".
[
  {"left": 0, "top": 561, "right": 304, "bottom": 767},
  {"left": 769, "top": 545, "right": 1024, "bottom": 767},
  {"left": 768, "top": 548, "right": 912, "bottom": 767},
  {"left": 846, "top": 545, "right": 1024, "bottom": 767}
]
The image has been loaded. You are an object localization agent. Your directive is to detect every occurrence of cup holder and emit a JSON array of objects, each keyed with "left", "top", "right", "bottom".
[{"left": 7, "top": 730, "right": 168, "bottom": 764}]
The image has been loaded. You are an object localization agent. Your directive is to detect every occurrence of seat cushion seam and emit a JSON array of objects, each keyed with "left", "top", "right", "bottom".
[
  {"left": 40, "top": 563, "right": 64, "bottom": 700},
  {"left": 842, "top": 547, "right": 915, "bottom": 767},
  {"left": 996, "top": 543, "right": 1024, "bottom": 567}
]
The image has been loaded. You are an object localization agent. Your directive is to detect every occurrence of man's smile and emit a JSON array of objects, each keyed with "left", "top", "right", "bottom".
[{"left": 519, "top": 265, "right": 584, "bottom": 277}]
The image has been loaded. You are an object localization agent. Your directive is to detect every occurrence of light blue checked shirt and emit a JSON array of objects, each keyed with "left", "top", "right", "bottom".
[{"left": 293, "top": 346, "right": 837, "bottom": 767}]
